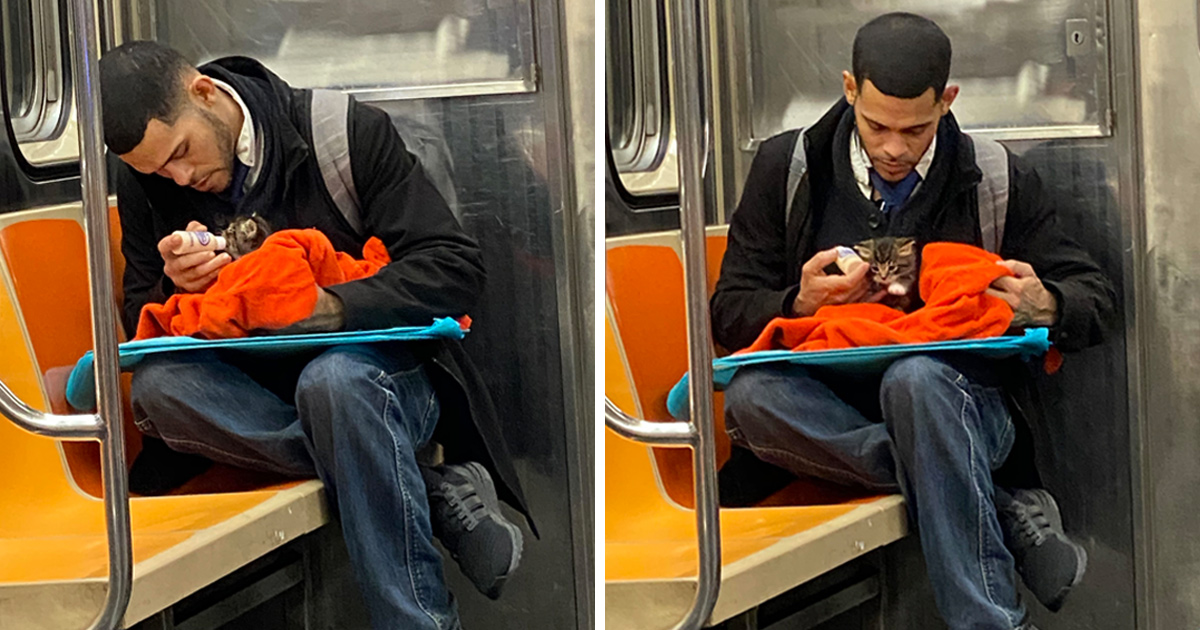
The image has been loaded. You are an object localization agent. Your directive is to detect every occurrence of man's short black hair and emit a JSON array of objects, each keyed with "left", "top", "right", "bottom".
[
  {"left": 852, "top": 13, "right": 952, "bottom": 100},
  {"left": 99, "top": 40, "right": 194, "bottom": 154}
]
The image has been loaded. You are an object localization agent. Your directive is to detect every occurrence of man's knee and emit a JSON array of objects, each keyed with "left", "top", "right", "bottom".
[
  {"left": 129, "top": 352, "right": 218, "bottom": 435},
  {"left": 129, "top": 356, "right": 173, "bottom": 403},
  {"left": 879, "top": 356, "right": 967, "bottom": 446},
  {"left": 880, "top": 356, "right": 956, "bottom": 401},
  {"left": 296, "top": 348, "right": 381, "bottom": 404},
  {"left": 723, "top": 365, "right": 813, "bottom": 432},
  {"left": 724, "top": 367, "right": 781, "bottom": 420}
]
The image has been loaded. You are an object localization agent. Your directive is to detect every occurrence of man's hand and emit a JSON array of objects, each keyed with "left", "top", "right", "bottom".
[
  {"left": 158, "top": 220, "right": 231, "bottom": 293},
  {"left": 268, "top": 286, "right": 346, "bottom": 335},
  {"left": 986, "top": 260, "right": 1059, "bottom": 327},
  {"left": 792, "top": 248, "right": 881, "bottom": 317}
]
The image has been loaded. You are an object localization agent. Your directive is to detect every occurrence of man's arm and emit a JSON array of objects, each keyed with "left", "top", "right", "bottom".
[
  {"left": 322, "top": 102, "right": 486, "bottom": 330},
  {"left": 711, "top": 132, "right": 799, "bottom": 351},
  {"left": 115, "top": 165, "right": 170, "bottom": 338},
  {"left": 999, "top": 156, "right": 1117, "bottom": 351}
]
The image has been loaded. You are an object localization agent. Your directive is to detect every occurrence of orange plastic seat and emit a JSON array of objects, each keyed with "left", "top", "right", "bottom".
[
  {"left": 604, "top": 228, "right": 908, "bottom": 628},
  {"left": 0, "top": 208, "right": 327, "bottom": 629}
]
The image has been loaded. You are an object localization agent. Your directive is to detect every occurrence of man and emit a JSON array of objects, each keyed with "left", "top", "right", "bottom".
[
  {"left": 99, "top": 41, "right": 530, "bottom": 630},
  {"left": 712, "top": 14, "right": 1115, "bottom": 630}
]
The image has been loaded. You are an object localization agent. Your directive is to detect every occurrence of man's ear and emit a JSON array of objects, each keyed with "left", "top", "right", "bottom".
[
  {"left": 939, "top": 84, "right": 960, "bottom": 114},
  {"left": 842, "top": 70, "right": 858, "bottom": 106},
  {"left": 187, "top": 74, "right": 219, "bottom": 107}
]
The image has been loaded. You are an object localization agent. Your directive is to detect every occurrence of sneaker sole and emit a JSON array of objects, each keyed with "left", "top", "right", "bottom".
[
  {"left": 1022, "top": 489, "right": 1088, "bottom": 611},
  {"left": 461, "top": 462, "right": 525, "bottom": 580}
]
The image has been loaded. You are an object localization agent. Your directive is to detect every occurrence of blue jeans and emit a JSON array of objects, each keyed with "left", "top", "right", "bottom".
[
  {"left": 724, "top": 355, "right": 1023, "bottom": 630},
  {"left": 130, "top": 344, "right": 461, "bottom": 630}
]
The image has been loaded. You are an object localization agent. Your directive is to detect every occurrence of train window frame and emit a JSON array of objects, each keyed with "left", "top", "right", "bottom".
[
  {"left": 606, "top": 0, "right": 678, "bottom": 197},
  {"left": 1, "top": 0, "right": 78, "bottom": 171},
  {"left": 725, "top": 0, "right": 1114, "bottom": 152}
]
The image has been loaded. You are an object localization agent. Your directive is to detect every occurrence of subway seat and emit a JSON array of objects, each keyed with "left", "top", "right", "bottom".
[
  {"left": 604, "top": 227, "right": 908, "bottom": 629},
  {"left": 0, "top": 207, "right": 328, "bottom": 629}
]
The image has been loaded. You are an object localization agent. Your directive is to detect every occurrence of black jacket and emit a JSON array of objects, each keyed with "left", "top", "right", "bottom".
[
  {"left": 711, "top": 99, "right": 1117, "bottom": 487},
  {"left": 115, "top": 57, "right": 532, "bottom": 530}
]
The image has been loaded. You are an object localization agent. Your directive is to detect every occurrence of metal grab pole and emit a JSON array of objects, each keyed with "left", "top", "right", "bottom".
[
  {"left": 67, "top": 0, "right": 133, "bottom": 626},
  {"left": 666, "top": 0, "right": 721, "bottom": 623},
  {"left": 605, "top": 397, "right": 696, "bottom": 445},
  {"left": 0, "top": 0, "right": 131, "bottom": 626},
  {"left": 0, "top": 379, "right": 103, "bottom": 438},
  {"left": 602, "top": 0, "right": 723, "bottom": 627}
]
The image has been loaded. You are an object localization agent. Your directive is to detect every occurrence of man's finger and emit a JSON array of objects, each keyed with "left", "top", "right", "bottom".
[
  {"left": 823, "top": 272, "right": 868, "bottom": 294},
  {"left": 989, "top": 276, "right": 1023, "bottom": 293},
  {"left": 190, "top": 266, "right": 223, "bottom": 291},
  {"left": 185, "top": 221, "right": 208, "bottom": 232},
  {"left": 175, "top": 252, "right": 228, "bottom": 283},
  {"left": 845, "top": 259, "right": 870, "bottom": 282},
  {"left": 802, "top": 248, "right": 840, "bottom": 275},
  {"left": 843, "top": 281, "right": 871, "bottom": 303},
  {"left": 191, "top": 252, "right": 231, "bottom": 277},
  {"left": 985, "top": 288, "right": 1020, "bottom": 309},
  {"left": 157, "top": 232, "right": 184, "bottom": 256},
  {"left": 172, "top": 250, "right": 218, "bottom": 272},
  {"left": 997, "top": 259, "right": 1036, "bottom": 279}
]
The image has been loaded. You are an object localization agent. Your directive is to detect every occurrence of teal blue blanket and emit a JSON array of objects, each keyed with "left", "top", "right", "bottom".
[
  {"left": 665, "top": 328, "right": 1051, "bottom": 419},
  {"left": 66, "top": 317, "right": 467, "bottom": 411}
]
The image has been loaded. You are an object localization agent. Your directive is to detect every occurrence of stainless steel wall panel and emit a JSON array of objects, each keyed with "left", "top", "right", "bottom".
[
  {"left": 1132, "top": 0, "right": 1200, "bottom": 626},
  {"left": 376, "top": 95, "right": 583, "bottom": 629}
]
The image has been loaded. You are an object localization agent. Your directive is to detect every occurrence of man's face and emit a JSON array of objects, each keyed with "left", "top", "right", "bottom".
[
  {"left": 843, "top": 73, "right": 958, "bottom": 183},
  {"left": 119, "top": 77, "right": 236, "bottom": 193}
]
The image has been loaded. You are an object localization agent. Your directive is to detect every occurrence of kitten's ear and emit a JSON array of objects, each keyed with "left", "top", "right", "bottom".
[
  {"left": 897, "top": 239, "right": 916, "bottom": 257},
  {"left": 853, "top": 240, "right": 874, "bottom": 259}
]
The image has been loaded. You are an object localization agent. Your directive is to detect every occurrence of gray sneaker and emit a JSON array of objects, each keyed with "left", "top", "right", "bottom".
[
  {"left": 998, "top": 488, "right": 1088, "bottom": 612},
  {"left": 423, "top": 462, "right": 524, "bottom": 599}
]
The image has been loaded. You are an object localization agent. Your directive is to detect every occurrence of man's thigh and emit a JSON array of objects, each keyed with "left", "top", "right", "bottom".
[{"left": 723, "top": 364, "right": 898, "bottom": 490}]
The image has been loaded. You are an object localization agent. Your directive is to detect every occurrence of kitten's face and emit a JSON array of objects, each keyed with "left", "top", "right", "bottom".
[
  {"left": 853, "top": 237, "right": 917, "bottom": 310},
  {"left": 854, "top": 237, "right": 916, "bottom": 286},
  {"left": 220, "top": 215, "right": 272, "bottom": 259}
]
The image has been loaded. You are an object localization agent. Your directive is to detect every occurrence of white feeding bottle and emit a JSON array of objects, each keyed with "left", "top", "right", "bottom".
[{"left": 171, "top": 230, "right": 227, "bottom": 256}]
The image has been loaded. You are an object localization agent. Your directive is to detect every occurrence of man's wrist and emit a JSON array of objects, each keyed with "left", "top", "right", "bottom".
[{"left": 1038, "top": 284, "right": 1062, "bottom": 327}]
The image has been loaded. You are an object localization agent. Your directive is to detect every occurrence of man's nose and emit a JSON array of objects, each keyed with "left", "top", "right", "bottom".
[
  {"left": 881, "top": 133, "right": 906, "bottom": 160},
  {"left": 162, "top": 163, "right": 193, "bottom": 187}
]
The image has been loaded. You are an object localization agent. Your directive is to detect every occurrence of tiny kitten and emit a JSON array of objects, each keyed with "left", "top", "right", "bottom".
[
  {"left": 853, "top": 236, "right": 918, "bottom": 311},
  {"left": 219, "top": 214, "right": 273, "bottom": 260}
]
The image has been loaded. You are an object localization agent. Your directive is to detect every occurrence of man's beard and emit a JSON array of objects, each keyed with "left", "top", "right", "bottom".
[{"left": 197, "top": 106, "right": 237, "bottom": 190}]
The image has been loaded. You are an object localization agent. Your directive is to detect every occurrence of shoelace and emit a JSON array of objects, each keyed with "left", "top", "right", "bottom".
[
  {"left": 438, "top": 481, "right": 488, "bottom": 532},
  {"left": 1010, "top": 503, "right": 1052, "bottom": 547}
]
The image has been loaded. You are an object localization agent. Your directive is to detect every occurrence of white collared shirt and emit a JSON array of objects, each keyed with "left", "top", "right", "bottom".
[
  {"left": 209, "top": 77, "right": 263, "bottom": 193},
  {"left": 850, "top": 127, "right": 936, "bottom": 202}
]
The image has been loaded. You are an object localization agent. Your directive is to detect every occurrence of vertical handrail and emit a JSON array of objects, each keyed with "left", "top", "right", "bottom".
[
  {"left": 603, "top": 0, "right": 721, "bottom": 627},
  {"left": 68, "top": 0, "right": 133, "bottom": 625},
  {"left": 0, "top": 0, "right": 133, "bottom": 622},
  {"left": 666, "top": 0, "right": 721, "bottom": 624}
]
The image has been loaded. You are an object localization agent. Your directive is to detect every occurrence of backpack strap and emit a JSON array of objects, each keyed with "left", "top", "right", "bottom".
[
  {"left": 968, "top": 133, "right": 1010, "bottom": 255},
  {"left": 784, "top": 128, "right": 808, "bottom": 226},
  {"left": 310, "top": 88, "right": 363, "bottom": 236}
]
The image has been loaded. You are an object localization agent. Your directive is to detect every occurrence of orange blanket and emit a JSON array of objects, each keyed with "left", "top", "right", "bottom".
[
  {"left": 137, "top": 228, "right": 390, "bottom": 340},
  {"left": 742, "top": 242, "right": 1016, "bottom": 353}
]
